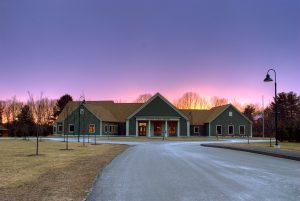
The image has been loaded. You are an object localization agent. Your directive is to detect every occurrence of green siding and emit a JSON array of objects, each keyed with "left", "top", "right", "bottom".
[
  {"left": 210, "top": 106, "right": 252, "bottom": 136},
  {"left": 129, "top": 96, "right": 188, "bottom": 136},
  {"left": 62, "top": 105, "right": 101, "bottom": 136}
]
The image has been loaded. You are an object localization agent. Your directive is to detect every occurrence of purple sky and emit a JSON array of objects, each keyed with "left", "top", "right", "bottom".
[{"left": 1, "top": 0, "right": 299, "bottom": 105}]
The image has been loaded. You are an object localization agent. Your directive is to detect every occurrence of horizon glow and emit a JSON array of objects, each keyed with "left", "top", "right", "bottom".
[{"left": 1, "top": 0, "right": 299, "bottom": 106}]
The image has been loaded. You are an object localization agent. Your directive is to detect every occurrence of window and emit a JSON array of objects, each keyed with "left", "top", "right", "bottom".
[
  {"left": 104, "top": 125, "right": 108, "bottom": 133},
  {"left": 239, "top": 125, "right": 245, "bottom": 135},
  {"left": 109, "top": 125, "right": 113, "bottom": 133},
  {"left": 216, "top": 125, "right": 222, "bottom": 135},
  {"left": 229, "top": 111, "right": 232, "bottom": 117},
  {"left": 69, "top": 124, "right": 74, "bottom": 133},
  {"left": 194, "top": 126, "right": 199, "bottom": 133},
  {"left": 58, "top": 125, "right": 63, "bottom": 132},
  {"left": 53, "top": 126, "right": 57, "bottom": 133},
  {"left": 228, "top": 125, "right": 234, "bottom": 135},
  {"left": 89, "top": 124, "right": 95, "bottom": 133}
]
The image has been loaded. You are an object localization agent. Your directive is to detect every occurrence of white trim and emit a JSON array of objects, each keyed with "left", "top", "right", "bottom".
[
  {"left": 104, "top": 124, "right": 108, "bottom": 133},
  {"left": 194, "top": 126, "right": 199, "bottom": 134},
  {"left": 100, "top": 120, "right": 102, "bottom": 136},
  {"left": 177, "top": 120, "right": 180, "bottom": 137},
  {"left": 208, "top": 123, "right": 211, "bottom": 136},
  {"left": 187, "top": 121, "right": 190, "bottom": 137},
  {"left": 135, "top": 120, "right": 138, "bottom": 137},
  {"left": 239, "top": 125, "right": 245, "bottom": 135},
  {"left": 250, "top": 125, "right": 253, "bottom": 137},
  {"left": 216, "top": 125, "right": 222, "bottom": 135},
  {"left": 89, "top": 124, "right": 95, "bottom": 134},
  {"left": 127, "top": 93, "right": 189, "bottom": 120},
  {"left": 228, "top": 125, "right": 234, "bottom": 135},
  {"left": 53, "top": 125, "right": 57, "bottom": 134},
  {"left": 165, "top": 120, "right": 168, "bottom": 137},
  {"left": 208, "top": 104, "right": 252, "bottom": 124},
  {"left": 69, "top": 124, "right": 74, "bottom": 133},
  {"left": 58, "top": 124, "right": 63, "bottom": 133},
  {"left": 126, "top": 120, "right": 129, "bottom": 136},
  {"left": 148, "top": 120, "right": 151, "bottom": 137}
]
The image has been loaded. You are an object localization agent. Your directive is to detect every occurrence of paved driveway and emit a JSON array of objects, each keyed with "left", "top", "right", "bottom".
[{"left": 86, "top": 141, "right": 299, "bottom": 201}]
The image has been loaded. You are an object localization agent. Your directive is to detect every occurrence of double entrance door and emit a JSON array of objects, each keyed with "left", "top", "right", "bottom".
[{"left": 138, "top": 122, "right": 147, "bottom": 136}]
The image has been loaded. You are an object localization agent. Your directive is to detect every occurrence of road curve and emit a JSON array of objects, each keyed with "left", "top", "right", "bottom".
[{"left": 87, "top": 142, "right": 300, "bottom": 201}]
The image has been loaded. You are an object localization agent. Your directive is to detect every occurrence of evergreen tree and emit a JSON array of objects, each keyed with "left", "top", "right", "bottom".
[
  {"left": 17, "top": 105, "right": 35, "bottom": 139},
  {"left": 53, "top": 94, "right": 73, "bottom": 118}
]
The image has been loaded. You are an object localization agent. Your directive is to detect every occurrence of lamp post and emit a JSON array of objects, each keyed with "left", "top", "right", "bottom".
[
  {"left": 78, "top": 96, "right": 85, "bottom": 143},
  {"left": 263, "top": 69, "right": 278, "bottom": 146}
]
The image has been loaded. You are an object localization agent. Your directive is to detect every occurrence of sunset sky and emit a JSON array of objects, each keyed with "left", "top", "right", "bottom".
[{"left": 1, "top": 0, "right": 299, "bottom": 105}]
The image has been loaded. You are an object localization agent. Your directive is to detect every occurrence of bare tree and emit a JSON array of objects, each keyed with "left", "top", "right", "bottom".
[
  {"left": 210, "top": 96, "right": 228, "bottom": 107},
  {"left": 0, "top": 101, "right": 4, "bottom": 124},
  {"left": 135, "top": 93, "right": 152, "bottom": 103},
  {"left": 175, "top": 92, "right": 206, "bottom": 109},
  {"left": 230, "top": 98, "right": 244, "bottom": 111},
  {"left": 28, "top": 92, "right": 45, "bottom": 155}
]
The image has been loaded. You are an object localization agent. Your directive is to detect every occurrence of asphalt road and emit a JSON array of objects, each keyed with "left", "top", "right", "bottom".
[{"left": 87, "top": 141, "right": 300, "bottom": 201}]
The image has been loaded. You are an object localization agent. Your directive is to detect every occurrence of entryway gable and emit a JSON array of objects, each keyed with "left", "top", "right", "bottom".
[{"left": 128, "top": 93, "right": 188, "bottom": 119}]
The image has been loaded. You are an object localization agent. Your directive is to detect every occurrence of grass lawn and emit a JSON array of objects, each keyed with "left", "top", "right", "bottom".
[
  {"left": 0, "top": 139, "right": 129, "bottom": 201},
  {"left": 228, "top": 141, "right": 300, "bottom": 151}
]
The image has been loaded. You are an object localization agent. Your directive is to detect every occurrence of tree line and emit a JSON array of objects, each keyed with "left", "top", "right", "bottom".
[
  {"left": 0, "top": 93, "right": 72, "bottom": 139},
  {"left": 1, "top": 91, "right": 299, "bottom": 141}
]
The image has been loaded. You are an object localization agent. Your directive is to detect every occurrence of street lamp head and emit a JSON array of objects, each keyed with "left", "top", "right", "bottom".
[{"left": 264, "top": 73, "right": 273, "bottom": 82}]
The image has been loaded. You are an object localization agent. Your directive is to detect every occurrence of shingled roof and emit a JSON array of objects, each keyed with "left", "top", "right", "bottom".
[
  {"left": 56, "top": 100, "right": 235, "bottom": 125},
  {"left": 56, "top": 101, "right": 143, "bottom": 123},
  {"left": 180, "top": 104, "right": 231, "bottom": 125}
]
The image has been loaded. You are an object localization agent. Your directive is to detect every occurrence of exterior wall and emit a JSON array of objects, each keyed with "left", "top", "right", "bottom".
[
  {"left": 210, "top": 106, "right": 252, "bottom": 136},
  {"left": 129, "top": 96, "right": 188, "bottom": 136},
  {"left": 190, "top": 125, "right": 206, "bottom": 136},
  {"left": 102, "top": 122, "right": 119, "bottom": 135},
  {"left": 61, "top": 105, "right": 101, "bottom": 136}
]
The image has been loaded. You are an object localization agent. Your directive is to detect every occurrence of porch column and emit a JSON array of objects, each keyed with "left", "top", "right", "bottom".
[
  {"left": 136, "top": 120, "right": 138, "bottom": 137},
  {"left": 148, "top": 120, "right": 151, "bottom": 137},
  {"left": 177, "top": 120, "right": 180, "bottom": 137},
  {"left": 63, "top": 120, "right": 65, "bottom": 136},
  {"left": 187, "top": 121, "right": 190, "bottom": 137},
  {"left": 126, "top": 120, "right": 129, "bottom": 136},
  {"left": 165, "top": 120, "right": 168, "bottom": 137},
  {"left": 99, "top": 120, "right": 102, "bottom": 136}
]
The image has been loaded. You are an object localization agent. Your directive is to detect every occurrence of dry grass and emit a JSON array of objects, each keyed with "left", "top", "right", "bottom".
[
  {"left": 0, "top": 139, "right": 129, "bottom": 201},
  {"left": 229, "top": 142, "right": 300, "bottom": 151}
]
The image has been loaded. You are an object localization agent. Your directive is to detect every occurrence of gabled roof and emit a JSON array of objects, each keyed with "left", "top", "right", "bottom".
[
  {"left": 56, "top": 101, "right": 142, "bottom": 123},
  {"left": 127, "top": 93, "right": 189, "bottom": 120},
  {"left": 205, "top": 104, "right": 231, "bottom": 123},
  {"left": 180, "top": 110, "right": 212, "bottom": 125},
  {"left": 181, "top": 104, "right": 252, "bottom": 125},
  {"left": 55, "top": 95, "right": 251, "bottom": 125}
]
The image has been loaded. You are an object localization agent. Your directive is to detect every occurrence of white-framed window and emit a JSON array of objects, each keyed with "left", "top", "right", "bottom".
[
  {"left": 53, "top": 126, "right": 57, "bottom": 133},
  {"left": 58, "top": 125, "right": 63, "bottom": 132},
  {"left": 109, "top": 125, "right": 113, "bottom": 133},
  {"left": 229, "top": 111, "right": 233, "bottom": 117},
  {"left": 104, "top": 125, "right": 108, "bottom": 133},
  {"left": 228, "top": 125, "right": 234, "bottom": 135},
  {"left": 239, "top": 125, "right": 245, "bottom": 135},
  {"left": 89, "top": 124, "right": 95, "bottom": 133},
  {"left": 216, "top": 125, "right": 222, "bottom": 135},
  {"left": 69, "top": 124, "right": 74, "bottom": 133},
  {"left": 194, "top": 126, "right": 199, "bottom": 133}
]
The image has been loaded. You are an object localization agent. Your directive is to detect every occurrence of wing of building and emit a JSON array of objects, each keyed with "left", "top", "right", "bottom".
[{"left": 53, "top": 93, "right": 252, "bottom": 137}]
